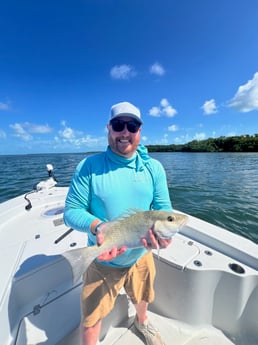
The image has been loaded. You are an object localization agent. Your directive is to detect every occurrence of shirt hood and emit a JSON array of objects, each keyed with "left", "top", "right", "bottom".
[{"left": 106, "top": 144, "right": 151, "bottom": 171}]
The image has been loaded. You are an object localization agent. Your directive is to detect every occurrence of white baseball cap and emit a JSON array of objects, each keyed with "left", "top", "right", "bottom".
[{"left": 110, "top": 101, "right": 143, "bottom": 124}]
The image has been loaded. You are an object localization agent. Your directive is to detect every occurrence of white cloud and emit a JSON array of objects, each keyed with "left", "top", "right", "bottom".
[
  {"left": 168, "top": 125, "right": 179, "bottom": 132},
  {"left": 10, "top": 123, "right": 33, "bottom": 141},
  {"left": 110, "top": 64, "right": 137, "bottom": 80},
  {"left": 150, "top": 62, "right": 165, "bottom": 76},
  {"left": 80, "top": 135, "right": 101, "bottom": 146},
  {"left": 23, "top": 122, "right": 52, "bottom": 133},
  {"left": 9, "top": 122, "right": 52, "bottom": 142},
  {"left": 0, "top": 102, "right": 10, "bottom": 111},
  {"left": 201, "top": 99, "right": 217, "bottom": 115},
  {"left": 160, "top": 134, "right": 169, "bottom": 144},
  {"left": 160, "top": 98, "right": 169, "bottom": 107},
  {"left": 59, "top": 122, "right": 79, "bottom": 141},
  {"left": 173, "top": 132, "right": 206, "bottom": 144},
  {"left": 149, "top": 98, "right": 177, "bottom": 118},
  {"left": 194, "top": 132, "right": 206, "bottom": 141},
  {"left": 228, "top": 72, "right": 258, "bottom": 112},
  {"left": 58, "top": 122, "right": 105, "bottom": 148},
  {"left": 59, "top": 127, "right": 75, "bottom": 140},
  {"left": 227, "top": 131, "right": 237, "bottom": 137},
  {"left": 149, "top": 106, "right": 161, "bottom": 117},
  {"left": 164, "top": 105, "right": 177, "bottom": 117},
  {"left": 174, "top": 134, "right": 191, "bottom": 144}
]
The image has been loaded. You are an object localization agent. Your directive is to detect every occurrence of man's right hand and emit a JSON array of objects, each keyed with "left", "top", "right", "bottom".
[
  {"left": 95, "top": 222, "right": 107, "bottom": 246},
  {"left": 97, "top": 246, "right": 127, "bottom": 261}
]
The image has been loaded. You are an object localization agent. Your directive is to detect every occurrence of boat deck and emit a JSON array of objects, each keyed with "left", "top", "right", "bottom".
[
  {"left": 1, "top": 188, "right": 257, "bottom": 345},
  {"left": 57, "top": 310, "right": 236, "bottom": 345}
]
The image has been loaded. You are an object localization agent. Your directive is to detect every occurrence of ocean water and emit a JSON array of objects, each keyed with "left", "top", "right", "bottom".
[{"left": 0, "top": 152, "right": 257, "bottom": 244}]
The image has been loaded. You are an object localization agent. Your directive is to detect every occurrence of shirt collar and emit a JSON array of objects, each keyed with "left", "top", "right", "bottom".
[{"left": 107, "top": 146, "right": 147, "bottom": 171}]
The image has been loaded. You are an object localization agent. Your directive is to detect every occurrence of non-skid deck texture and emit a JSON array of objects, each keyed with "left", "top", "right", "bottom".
[{"left": 58, "top": 311, "right": 235, "bottom": 345}]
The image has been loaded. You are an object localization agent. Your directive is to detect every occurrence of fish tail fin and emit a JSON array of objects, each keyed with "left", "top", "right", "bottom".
[{"left": 62, "top": 246, "right": 97, "bottom": 283}]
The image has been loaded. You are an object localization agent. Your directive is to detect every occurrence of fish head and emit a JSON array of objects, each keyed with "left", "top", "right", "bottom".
[{"left": 153, "top": 211, "right": 188, "bottom": 239}]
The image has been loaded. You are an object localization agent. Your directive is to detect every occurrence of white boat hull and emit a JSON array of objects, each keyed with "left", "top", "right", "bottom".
[{"left": 1, "top": 181, "right": 257, "bottom": 344}]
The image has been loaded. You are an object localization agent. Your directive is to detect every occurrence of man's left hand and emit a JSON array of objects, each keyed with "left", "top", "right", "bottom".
[{"left": 142, "top": 229, "right": 172, "bottom": 249}]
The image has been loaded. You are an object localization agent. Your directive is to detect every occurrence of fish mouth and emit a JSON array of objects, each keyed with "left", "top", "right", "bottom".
[
  {"left": 157, "top": 234, "right": 172, "bottom": 240},
  {"left": 152, "top": 227, "right": 172, "bottom": 244},
  {"left": 154, "top": 233, "right": 173, "bottom": 246}
]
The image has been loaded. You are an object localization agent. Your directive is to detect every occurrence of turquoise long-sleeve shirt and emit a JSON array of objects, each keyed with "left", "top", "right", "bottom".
[{"left": 64, "top": 144, "right": 172, "bottom": 268}]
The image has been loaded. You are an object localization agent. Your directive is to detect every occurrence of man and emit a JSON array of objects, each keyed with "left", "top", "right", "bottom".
[{"left": 64, "top": 101, "right": 172, "bottom": 345}]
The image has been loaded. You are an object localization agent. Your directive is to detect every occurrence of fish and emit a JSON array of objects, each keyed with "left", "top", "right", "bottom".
[{"left": 62, "top": 210, "right": 188, "bottom": 282}]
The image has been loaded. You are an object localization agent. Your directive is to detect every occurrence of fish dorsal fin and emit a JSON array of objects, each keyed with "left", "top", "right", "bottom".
[{"left": 113, "top": 208, "right": 144, "bottom": 221}]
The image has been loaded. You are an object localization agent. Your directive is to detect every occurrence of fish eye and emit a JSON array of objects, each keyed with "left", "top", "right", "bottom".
[{"left": 167, "top": 216, "right": 174, "bottom": 222}]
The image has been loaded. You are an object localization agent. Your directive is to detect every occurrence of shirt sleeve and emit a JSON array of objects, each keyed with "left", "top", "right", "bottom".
[
  {"left": 63, "top": 158, "right": 98, "bottom": 233},
  {"left": 150, "top": 159, "right": 173, "bottom": 211}
]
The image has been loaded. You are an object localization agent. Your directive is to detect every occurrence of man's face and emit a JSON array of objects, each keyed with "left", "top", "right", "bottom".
[{"left": 107, "top": 116, "right": 141, "bottom": 158}]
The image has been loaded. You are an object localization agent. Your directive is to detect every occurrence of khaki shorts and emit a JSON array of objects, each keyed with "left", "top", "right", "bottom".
[{"left": 81, "top": 251, "right": 156, "bottom": 327}]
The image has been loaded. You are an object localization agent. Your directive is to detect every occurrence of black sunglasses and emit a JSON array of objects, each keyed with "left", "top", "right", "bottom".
[{"left": 110, "top": 119, "right": 141, "bottom": 133}]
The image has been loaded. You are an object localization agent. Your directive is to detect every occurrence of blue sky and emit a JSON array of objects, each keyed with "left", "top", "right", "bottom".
[{"left": 0, "top": 0, "right": 258, "bottom": 154}]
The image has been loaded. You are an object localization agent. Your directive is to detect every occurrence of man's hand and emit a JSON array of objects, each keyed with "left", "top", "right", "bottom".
[
  {"left": 142, "top": 229, "right": 172, "bottom": 249},
  {"left": 95, "top": 222, "right": 127, "bottom": 261},
  {"left": 97, "top": 246, "right": 127, "bottom": 261}
]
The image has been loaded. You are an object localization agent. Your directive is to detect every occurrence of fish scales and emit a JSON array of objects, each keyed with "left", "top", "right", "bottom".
[{"left": 62, "top": 210, "right": 188, "bottom": 282}]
